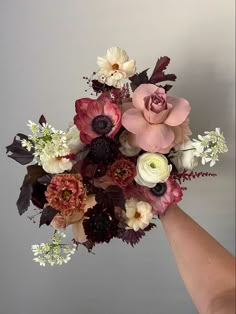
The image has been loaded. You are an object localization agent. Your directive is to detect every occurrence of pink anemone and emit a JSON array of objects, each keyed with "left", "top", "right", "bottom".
[{"left": 74, "top": 94, "right": 122, "bottom": 144}]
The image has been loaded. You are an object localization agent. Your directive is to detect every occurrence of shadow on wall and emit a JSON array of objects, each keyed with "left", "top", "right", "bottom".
[{"left": 176, "top": 61, "right": 235, "bottom": 161}]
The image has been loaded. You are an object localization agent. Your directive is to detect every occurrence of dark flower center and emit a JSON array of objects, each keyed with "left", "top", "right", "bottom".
[
  {"left": 61, "top": 189, "right": 72, "bottom": 199},
  {"left": 151, "top": 183, "right": 167, "bottom": 197},
  {"left": 92, "top": 115, "right": 113, "bottom": 135},
  {"left": 112, "top": 63, "right": 119, "bottom": 70}
]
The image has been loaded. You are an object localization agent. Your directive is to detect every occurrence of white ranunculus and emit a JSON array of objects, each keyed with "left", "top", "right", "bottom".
[
  {"left": 40, "top": 154, "right": 73, "bottom": 174},
  {"left": 171, "top": 140, "right": 198, "bottom": 172},
  {"left": 66, "top": 125, "right": 86, "bottom": 154},
  {"left": 125, "top": 198, "right": 153, "bottom": 231},
  {"left": 97, "top": 47, "right": 136, "bottom": 88},
  {"left": 119, "top": 130, "right": 141, "bottom": 157},
  {"left": 135, "top": 153, "right": 172, "bottom": 188}
]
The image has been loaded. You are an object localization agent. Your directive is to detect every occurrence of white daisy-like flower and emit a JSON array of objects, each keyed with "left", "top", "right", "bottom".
[
  {"left": 40, "top": 153, "right": 73, "bottom": 174},
  {"left": 125, "top": 198, "right": 153, "bottom": 231},
  {"left": 97, "top": 47, "right": 136, "bottom": 88}
]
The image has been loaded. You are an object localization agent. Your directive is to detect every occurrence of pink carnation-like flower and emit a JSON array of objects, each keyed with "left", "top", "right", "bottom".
[
  {"left": 45, "top": 174, "right": 87, "bottom": 216},
  {"left": 74, "top": 94, "right": 122, "bottom": 144},
  {"left": 122, "top": 84, "right": 191, "bottom": 153},
  {"left": 142, "top": 177, "right": 183, "bottom": 215}
]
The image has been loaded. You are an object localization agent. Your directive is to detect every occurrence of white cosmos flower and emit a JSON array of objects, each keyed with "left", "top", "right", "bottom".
[
  {"left": 97, "top": 47, "right": 136, "bottom": 88},
  {"left": 135, "top": 153, "right": 172, "bottom": 188},
  {"left": 66, "top": 124, "right": 86, "bottom": 154},
  {"left": 125, "top": 198, "right": 153, "bottom": 231},
  {"left": 171, "top": 140, "right": 198, "bottom": 172},
  {"left": 40, "top": 154, "right": 73, "bottom": 174}
]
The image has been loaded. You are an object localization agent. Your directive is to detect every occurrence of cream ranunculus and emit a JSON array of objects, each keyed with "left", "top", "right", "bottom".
[
  {"left": 66, "top": 124, "right": 86, "bottom": 154},
  {"left": 125, "top": 197, "right": 153, "bottom": 231},
  {"left": 135, "top": 153, "right": 172, "bottom": 188},
  {"left": 171, "top": 140, "right": 198, "bottom": 172}
]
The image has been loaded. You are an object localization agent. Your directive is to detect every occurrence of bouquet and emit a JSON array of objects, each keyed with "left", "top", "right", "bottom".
[{"left": 6, "top": 47, "right": 228, "bottom": 266}]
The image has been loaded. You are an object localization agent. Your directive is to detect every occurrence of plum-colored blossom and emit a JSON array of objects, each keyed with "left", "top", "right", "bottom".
[
  {"left": 122, "top": 84, "right": 191, "bottom": 153},
  {"left": 74, "top": 94, "right": 121, "bottom": 144},
  {"left": 45, "top": 174, "right": 87, "bottom": 216},
  {"left": 142, "top": 177, "right": 183, "bottom": 215}
]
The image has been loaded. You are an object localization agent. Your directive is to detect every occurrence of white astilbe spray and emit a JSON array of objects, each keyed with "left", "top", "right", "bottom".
[
  {"left": 32, "top": 231, "right": 77, "bottom": 266},
  {"left": 192, "top": 128, "right": 228, "bottom": 167}
]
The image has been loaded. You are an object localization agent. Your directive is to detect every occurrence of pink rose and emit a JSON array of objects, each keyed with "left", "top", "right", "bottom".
[{"left": 122, "top": 84, "right": 191, "bottom": 153}]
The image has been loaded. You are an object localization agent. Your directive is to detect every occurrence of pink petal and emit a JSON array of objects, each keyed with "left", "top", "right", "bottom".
[
  {"left": 104, "top": 102, "right": 121, "bottom": 125},
  {"left": 143, "top": 103, "right": 172, "bottom": 124},
  {"left": 80, "top": 132, "right": 94, "bottom": 144},
  {"left": 120, "top": 102, "right": 133, "bottom": 113},
  {"left": 136, "top": 124, "right": 175, "bottom": 152},
  {"left": 72, "top": 220, "right": 87, "bottom": 243},
  {"left": 165, "top": 96, "right": 191, "bottom": 126},
  {"left": 122, "top": 109, "right": 149, "bottom": 135},
  {"left": 75, "top": 98, "right": 90, "bottom": 114},
  {"left": 132, "top": 84, "right": 158, "bottom": 110},
  {"left": 87, "top": 100, "right": 103, "bottom": 119}
]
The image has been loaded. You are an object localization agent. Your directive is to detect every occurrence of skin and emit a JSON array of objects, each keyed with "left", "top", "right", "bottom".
[{"left": 160, "top": 204, "right": 235, "bottom": 314}]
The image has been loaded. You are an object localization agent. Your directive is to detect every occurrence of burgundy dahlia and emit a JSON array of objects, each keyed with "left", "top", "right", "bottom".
[
  {"left": 89, "top": 136, "right": 119, "bottom": 164},
  {"left": 109, "top": 158, "right": 136, "bottom": 188},
  {"left": 83, "top": 204, "right": 119, "bottom": 243}
]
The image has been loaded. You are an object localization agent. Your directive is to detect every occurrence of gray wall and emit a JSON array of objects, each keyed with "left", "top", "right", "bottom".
[{"left": 0, "top": 1, "right": 235, "bottom": 314}]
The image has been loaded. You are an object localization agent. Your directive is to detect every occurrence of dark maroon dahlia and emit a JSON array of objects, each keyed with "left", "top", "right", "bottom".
[
  {"left": 83, "top": 204, "right": 119, "bottom": 243},
  {"left": 89, "top": 136, "right": 119, "bottom": 164}
]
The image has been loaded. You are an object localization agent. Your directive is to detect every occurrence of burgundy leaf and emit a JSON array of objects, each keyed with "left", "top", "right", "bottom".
[
  {"left": 37, "top": 174, "right": 53, "bottom": 186},
  {"left": 129, "top": 69, "right": 149, "bottom": 91},
  {"left": 31, "top": 182, "right": 48, "bottom": 209},
  {"left": 39, "top": 206, "right": 59, "bottom": 227},
  {"left": 95, "top": 185, "right": 125, "bottom": 209},
  {"left": 118, "top": 228, "right": 145, "bottom": 247},
  {"left": 16, "top": 174, "right": 33, "bottom": 215},
  {"left": 70, "top": 160, "right": 83, "bottom": 174},
  {"left": 150, "top": 56, "right": 170, "bottom": 77},
  {"left": 149, "top": 56, "right": 177, "bottom": 84},
  {"left": 27, "top": 165, "right": 46, "bottom": 185},
  {"left": 38, "top": 115, "right": 47, "bottom": 126},
  {"left": 81, "top": 240, "right": 95, "bottom": 253},
  {"left": 144, "top": 222, "right": 157, "bottom": 232},
  {"left": 6, "top": 133, "right": 34, "bottom": 165}
]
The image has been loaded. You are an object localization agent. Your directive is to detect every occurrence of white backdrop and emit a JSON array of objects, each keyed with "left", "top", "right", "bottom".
[{"left": 0, "top": 1, "right": 235, "bottom": 314}]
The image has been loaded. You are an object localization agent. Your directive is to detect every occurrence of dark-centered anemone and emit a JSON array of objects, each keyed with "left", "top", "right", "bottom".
[
  {"left": 150, "top": 182, "right": 167, "bottom": 197},
  {"left": 83, "top": 204, "right": 119, "bottom": 243},
  {"left": 89, "top": 136, "right": 119, "bottom": 164},
  {"left": 91, "top": 115, "right": 113, "bottom": 136}
]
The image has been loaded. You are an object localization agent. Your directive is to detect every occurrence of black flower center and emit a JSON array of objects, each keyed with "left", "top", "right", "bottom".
[
  {"left": 151, "top": 183, "right": 167, "bottom": 197},
  {"left": 92, "top": 115, "right": 113, "bottom": 135}
]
